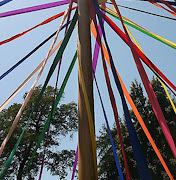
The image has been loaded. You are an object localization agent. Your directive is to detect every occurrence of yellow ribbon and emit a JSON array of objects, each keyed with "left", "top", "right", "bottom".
[
  {"left": 158, "top": 78, "right": 176, "bottom": 114},
  {"left": 78, "top": 59, "right": 98, "bottom": 179}
]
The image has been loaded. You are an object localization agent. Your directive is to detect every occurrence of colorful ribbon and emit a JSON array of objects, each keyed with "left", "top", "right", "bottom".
[
  {"left": 109, "top": 8, "right": 176, "bottom": 119},
  {"left": 94, "top": 74, "right": 124, "bottom": 180},
  {"left": 158, "top": 78, "right": 176, "bottom": 114},
  {"left": 92, "top": 4, "right": 105, "bottom": 75},
  {"left": 25, "top": 51, "right": 78, "bottom": 173},
  {"left": 101, "top": 13, "right": 176, "bottom": 93},
  {"left": 92, "top": 22, "right": 103, "bottom": 76},
  {"left": 92, "top": 10, "right": 131, "bottom": 179},
  {"left": 0, "top": 9, "right": 78, "bottom": 179},
  {"left": 0, "top": 0, "right": 70, "bottom": 18},
  {"left": 100, "top": 6, "right": 176, "bottom": 49},
  {"left": 153, "top": 0, "right": 176, "bottom": 6},
  {"left": 101, "top": 44, "right": 131, "bottom": 180},
  {"left": 90, "top": 22, "right": 174, "bottom": 180},
  {"left": 93, "top": 1, "right": 152, "bottom": 179},
  {"left": 0, "top": 7, "right": 71, "bottom": 157},
  {"left": 111, "top": 0, "right": 176, "bottom": 159},
  {"left": 0, "top": 0, "right": 12, "bottom": 6},
  {"left": 71, "top": 146, "right": 78, "bottom": 180},
  {"left": 108, "top": 4, "right": 176, "bottom": 20},
  {"left": 0, "top": 7, "right": 77, "bottom": 46},
  {"left": 154, "top": 0, "right": 176, "bottom": 13},
  {"left": 0, "top": 32, "right": 56, "bottom": 80},
  {"left": 0, "top": 39, "right": 63, "bottom": 112},
  {"left": 38, "top": 3, "right": 75, "bottom": 178},
  {"left": 148, "top": 0, "right": 176, "bottom": 17}
]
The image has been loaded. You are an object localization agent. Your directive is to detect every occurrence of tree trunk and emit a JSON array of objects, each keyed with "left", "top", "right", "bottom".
[
  {"left": 17, "top": 142, "right": 33, "bottom": 180},
  {"left": 17, "top": 160, "right": 25, "bottom": 180}
]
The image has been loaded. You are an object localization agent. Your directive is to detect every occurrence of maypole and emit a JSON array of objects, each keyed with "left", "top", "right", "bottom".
[{"left": 77, "top": 0, "right": 97, "bottom": 179}]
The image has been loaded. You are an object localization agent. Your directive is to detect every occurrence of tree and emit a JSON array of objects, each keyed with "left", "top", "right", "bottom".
[
  {"left": 97, "top": 77, "right": 176, "bottom": 180},
  {"left": 0, "top": 85, "right": 78, "bottom": 180}
]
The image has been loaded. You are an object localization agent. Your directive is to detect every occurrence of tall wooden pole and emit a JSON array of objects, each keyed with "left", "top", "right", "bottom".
[{"left": 77, "top": 0, "right": 96, "bottom": 179}]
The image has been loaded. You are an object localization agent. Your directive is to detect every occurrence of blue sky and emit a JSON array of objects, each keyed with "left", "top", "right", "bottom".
[{"left": 0, "top": 0, "right": 176, "bottom": 179}]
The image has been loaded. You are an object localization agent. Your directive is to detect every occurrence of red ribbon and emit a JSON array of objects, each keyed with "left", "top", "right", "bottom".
[{"left": 102, "top": 9, "right": 176, "bottom": 159}]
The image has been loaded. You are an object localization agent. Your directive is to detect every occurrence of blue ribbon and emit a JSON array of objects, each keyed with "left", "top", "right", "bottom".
[
  {"left": 0, "top": 0, "right": 12, "bottom": 6},
  {"left": 94, "top": 75, "right": 124, "bottom": 180},
  {"left": 92, "top": 1, "right": 152, "bottom": 180}
]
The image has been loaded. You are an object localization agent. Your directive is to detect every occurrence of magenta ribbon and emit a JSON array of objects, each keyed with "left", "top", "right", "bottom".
[
  {"left": 0, "top": 0, "right": 70, "bottom": 18},
  {"left": 71, "top": 147, "right": 78, "bottom": 180},
  {"left": 92, "top": 4, "right": 105, "bottom": 77},
  {"left": 92, "top": 23, "right": 103, "bottom": 76}
]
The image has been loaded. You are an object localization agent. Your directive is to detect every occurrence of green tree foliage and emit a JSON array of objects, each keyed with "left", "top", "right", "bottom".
[
  {"left": 97, "top": 78, "right": 176, "bottom": 180},
  {"left": 0, "top": 85, "right": 78, "bottom": 180}
]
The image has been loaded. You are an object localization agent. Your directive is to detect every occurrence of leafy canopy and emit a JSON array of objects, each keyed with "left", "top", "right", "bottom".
[
  {"left": 97, "top": 78, "right": 176, "bottom": 180},
  {"left": 0, "top": 85, "right": 78, "bottom": 180}
]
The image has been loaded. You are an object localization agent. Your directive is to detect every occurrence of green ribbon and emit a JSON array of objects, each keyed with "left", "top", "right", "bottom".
[{"left": 0, "top": 8, "right": 78, "bottom": 179}]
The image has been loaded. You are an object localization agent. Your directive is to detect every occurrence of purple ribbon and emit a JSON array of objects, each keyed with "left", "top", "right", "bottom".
[
  {"left": 0, "top": 0, "right": 70, "bottom": 18},
  {"left": 71, "top": 146, "right": 78, "bottom": 180},
  {"left": 92, "top": 5, "right": 105, "bottom": 78},
  {"left": 92, "top": 23, "right": 103, "bottom": 77}
]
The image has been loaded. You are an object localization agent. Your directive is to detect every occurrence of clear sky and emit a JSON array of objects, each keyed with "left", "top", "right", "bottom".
[{"left": 0, "top": 0, "right": 176, "bottom": 179}]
